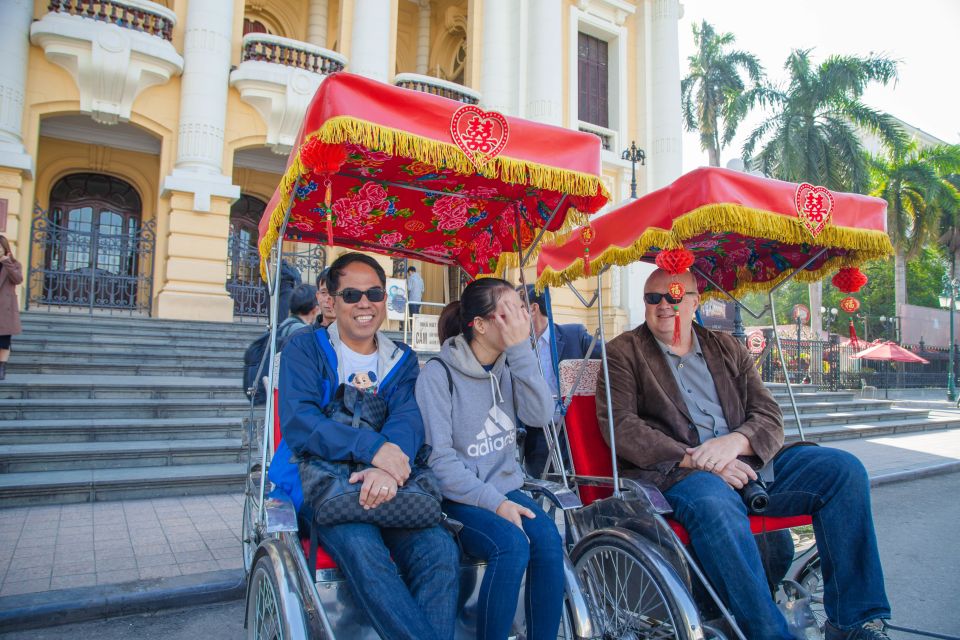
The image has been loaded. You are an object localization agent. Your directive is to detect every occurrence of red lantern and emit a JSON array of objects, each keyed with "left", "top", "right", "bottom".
[
  {"left": 832, "top": 267, "right": 868, "bottom": 294},
  {"left": 839, "top": 296, "right": 860, "bottom": 313},
  {"left": 655, "top": 247, "right": 695, "bottom": 275}
]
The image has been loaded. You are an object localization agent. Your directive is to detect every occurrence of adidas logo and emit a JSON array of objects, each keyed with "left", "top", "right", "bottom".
[{"left": 467, "top": 406, "right": 516, "bottom": 457}]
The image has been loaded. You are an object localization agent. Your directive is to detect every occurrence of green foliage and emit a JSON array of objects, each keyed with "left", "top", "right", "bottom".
[
  {"left": 743, "top": 49, "right": 903, "bottom": 193},
  {"left": 740, "top": 246, "right": 948, "bottom": 340},
  {"left": 681, "top": 21, "right": 764, "bottom": 166}
]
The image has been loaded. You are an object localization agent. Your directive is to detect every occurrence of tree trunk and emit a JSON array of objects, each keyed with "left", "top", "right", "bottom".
[
  {"left": 894, "top": 249, "right": 908, "bottom": 324},
  {"left": 809, "top": 281, "right": 824, "bottom": 339},
  {"left": 708, "top": 145, "right": 720, "bottom": 167}
]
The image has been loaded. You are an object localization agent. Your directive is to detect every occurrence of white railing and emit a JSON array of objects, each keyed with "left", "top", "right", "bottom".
[
  {"left": 393, "top": 73, "right": 480, "bottom": 104},
  {"left": 241, "top": 33, "right": 347, "bottom": 75}
]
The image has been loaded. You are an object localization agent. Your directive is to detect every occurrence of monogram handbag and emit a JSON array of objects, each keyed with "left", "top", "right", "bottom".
[{"left": 296, "top": 383, "right": 443, "bottom": 529}]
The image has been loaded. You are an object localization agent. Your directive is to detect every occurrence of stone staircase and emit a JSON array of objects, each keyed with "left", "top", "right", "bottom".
[
  {"left": 0, "top": 312, "right": 266, "bottom": 508},
  {"left": 768, "top": 385, "right": 960, "bottom": 442},
  {"left": 0, "top": 313, "right": 957, "bottom": 508}
]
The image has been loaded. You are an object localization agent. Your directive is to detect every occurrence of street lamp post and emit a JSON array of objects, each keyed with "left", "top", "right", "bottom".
[
  {"left": 621, "top": 141, "right": 646, "bottom": 199},
  {"left": 944, "top": 278, "right": 959, "bottom": 402}
]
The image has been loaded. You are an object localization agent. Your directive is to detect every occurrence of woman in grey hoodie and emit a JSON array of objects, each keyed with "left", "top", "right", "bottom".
[{"left": 415, "top": 278, "right": 565, "bottom": 640}]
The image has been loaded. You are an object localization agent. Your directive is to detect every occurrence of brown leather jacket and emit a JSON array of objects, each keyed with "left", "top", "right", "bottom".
[{"left": 596, "top": 323, "right": 784, "bottom": 491}]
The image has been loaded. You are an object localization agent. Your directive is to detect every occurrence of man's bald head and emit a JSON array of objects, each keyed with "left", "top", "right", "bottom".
[
  {"left": 644, "top": 268, "right": 697, "bottom": 295},
  {"left": 643, "top": 268, "right": 700, "bottom": 346}
]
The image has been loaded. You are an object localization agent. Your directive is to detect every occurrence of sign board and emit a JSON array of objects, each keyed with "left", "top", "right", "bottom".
[
  {"left": 747, "top": 330, "right": 766, "bottom": 354},
  {"left": 386, "top": 277, "right": 407, "bottom": 321},
  {"left": 792, "top": 304, "right": 810, "bottom": 323},
  {"left": 411, "top": 314, "right": 440, "bottom": 352}
]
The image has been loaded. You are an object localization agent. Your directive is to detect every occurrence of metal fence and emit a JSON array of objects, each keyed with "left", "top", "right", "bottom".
[
  {"left": 25, "top": 209, "right": 156, "bottom": 315},
  {"left": 753, "top": 329, "right": 959, "bottom": 390}
]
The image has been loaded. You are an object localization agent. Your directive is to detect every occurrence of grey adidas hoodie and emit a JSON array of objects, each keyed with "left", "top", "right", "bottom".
[{"left": 416, "top": 335, "right": 554, "bottom": 513}]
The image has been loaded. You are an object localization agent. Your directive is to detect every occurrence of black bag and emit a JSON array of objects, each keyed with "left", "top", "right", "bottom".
[
  {"left": 297, "top": 382, "right": 442, "bottom": 529},
  {"left": 242, "top": 330, "right": 270, "bottom": 405}
]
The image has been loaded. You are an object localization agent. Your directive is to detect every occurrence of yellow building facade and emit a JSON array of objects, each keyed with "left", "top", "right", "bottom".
[{"left": 2, "top": 0, "right": 684, "bottom": 336}]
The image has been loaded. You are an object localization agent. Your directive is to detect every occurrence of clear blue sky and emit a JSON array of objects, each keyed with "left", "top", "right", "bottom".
[{"left": 678, "top": 0, "right": 960, "bottom": 172}]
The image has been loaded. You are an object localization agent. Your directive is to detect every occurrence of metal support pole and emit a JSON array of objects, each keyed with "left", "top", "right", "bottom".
[
  {"left": 595, "top": 272, "right": 622, "bottom": 498},
  {"left": 732, "top": 304, "right": 746, "bottom": 342},
  {"left": 769, "top": 291, "right": 805, "bottom": 441}
]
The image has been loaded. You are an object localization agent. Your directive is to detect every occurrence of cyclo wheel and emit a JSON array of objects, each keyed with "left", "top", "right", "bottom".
[
  {"left": 796, "top": 552, "right": 825, "bottom": 637},
  {"left": 246, "top": 554, "right": 307, "bottom": 640},
  {"left": 571, "top": 529, "right": 697, "bottom": 640},
  {"left": 242, "top": 491, "right": 257, "bottom": 575}
]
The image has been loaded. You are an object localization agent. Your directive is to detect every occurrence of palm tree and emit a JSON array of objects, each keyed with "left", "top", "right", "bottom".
[
  {"left": 681, "top": 21, "right": 763, "bottom": 167},
  {"left": 743, "top": 49, "right": 904, "bottom": 336},
  {"left": 872, "top": 144, "right": 960, "bottom": 311}
]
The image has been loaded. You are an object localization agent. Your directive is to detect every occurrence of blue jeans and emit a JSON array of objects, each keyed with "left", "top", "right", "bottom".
[
  {"left": 664, "top": 445, "right": 890, "bottom": 639},
  {"left": 443, "top": 490, "right": 565, "bottom": 640},
  {"left": 312, "top": 521, "right": 460, "bottom": 640}
]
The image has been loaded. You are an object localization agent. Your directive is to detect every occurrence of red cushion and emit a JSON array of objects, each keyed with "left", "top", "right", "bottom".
[
  {"left": 273, "top": 389, "right": 282, "bottom": 454},
  {"left": 300, "top": 537, "right": 339, "bottom": 570},
  {"left": 564, "top": 394, "right": 814, "bottom": 541}
]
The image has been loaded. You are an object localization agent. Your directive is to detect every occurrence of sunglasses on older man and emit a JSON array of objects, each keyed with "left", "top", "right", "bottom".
[
  {"left": 332, "top": 287, "right": 386, "bottom": 304},
  {"left": 643, "top": 292, "right": 693, "bottom": 305}
]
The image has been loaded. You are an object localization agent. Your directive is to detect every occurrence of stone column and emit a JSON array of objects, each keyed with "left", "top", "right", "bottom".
[
  {"left": 0, "top": 0, "right": 34, "bottom": 265},
  {"left": 648, "top": 0, "right": 682, "bottom": 189},
  {"left": 350, "top": 0, "right": 394, "bottom": 82},
  {"left": 479, "top": 0, "right": 518, "bottom": 115},
  {"left": 416, "top": 0, "right": 431, "bottom": 75},
  {"left": 524, "top": 0, "right": 562, "bottom": 125},
  {"left": 307, "top": 0, "right": 329, "bottom": 48},
  {"left": 159, "top": 0, "right": 239, "bottom": 321}
]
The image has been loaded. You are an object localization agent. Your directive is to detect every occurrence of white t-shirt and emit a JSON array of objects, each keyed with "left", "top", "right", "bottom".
[{"left": 337, "top": 342, "right": 380, "bottom": 391}]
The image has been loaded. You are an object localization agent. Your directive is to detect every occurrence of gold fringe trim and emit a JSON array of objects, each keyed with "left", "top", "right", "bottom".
[
  {"left": 535, "top": 203, "right": 894, "bottom": 298},
  {"left": 260, "top": 116, "right": 610, "bottom": 277}
]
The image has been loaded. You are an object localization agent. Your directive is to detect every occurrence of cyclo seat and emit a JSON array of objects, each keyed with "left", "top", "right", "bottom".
[{"left": 558, "top": 359, "right": 812, "bottom": 541}]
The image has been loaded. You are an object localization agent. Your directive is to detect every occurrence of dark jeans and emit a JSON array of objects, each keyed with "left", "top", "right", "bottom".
[
  {"left": 664, "top": 445, "right": 890, "bottom": 639},
  {"left": 443, "top": 490, "right": 565, "bottom": 640},
  {"left": 312, "top": 521, "right": 460, "bottom": 640},
  {"left": 523, "top": 427, "right": 549, "bottom": 478},
  {"left": 409, "top": 303, "right": 421, "bottom": 315}
]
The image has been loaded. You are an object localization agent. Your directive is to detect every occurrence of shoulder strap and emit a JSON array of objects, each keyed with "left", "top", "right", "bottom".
[{"left": 425, "top": 358, "right": 453, "bottom": 395}]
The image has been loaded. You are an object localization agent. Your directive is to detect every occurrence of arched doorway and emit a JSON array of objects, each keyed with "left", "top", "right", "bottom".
[
  {"left": 28, "top": 173, "right": 156, "bottom": 313},
  {"left": 227, "top": 194, "right": 269, "bottom": 318}
]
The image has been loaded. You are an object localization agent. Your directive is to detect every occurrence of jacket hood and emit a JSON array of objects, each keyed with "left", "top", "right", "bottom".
[{"left": 437, "top": 335, "right": 508, "bottom": 379}]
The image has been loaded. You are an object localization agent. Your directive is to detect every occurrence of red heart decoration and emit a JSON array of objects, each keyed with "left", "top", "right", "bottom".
[
  {"left": 794, "top": 183, "right": 834, "bottom": 238},
  {"left": 450, "top": 105, "right": 510, "bottom": 170}
]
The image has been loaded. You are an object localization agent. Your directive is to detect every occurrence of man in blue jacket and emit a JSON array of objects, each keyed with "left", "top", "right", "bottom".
[
  {"left": 268, "top": 252, "right": 459, "bottom": 640},
  {"left": 519, "top": 285, "right": 602, "bottom": 477}
]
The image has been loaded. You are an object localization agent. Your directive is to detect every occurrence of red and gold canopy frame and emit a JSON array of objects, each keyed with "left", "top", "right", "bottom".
[
  {"left": 536, "top": 167, "right": 893, "bottom": 299},
  {"left": 258, "top": 73, "right": 610, "bottom": 278}
]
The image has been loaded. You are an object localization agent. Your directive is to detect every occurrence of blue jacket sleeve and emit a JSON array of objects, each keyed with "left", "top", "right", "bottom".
[
  {"left": 577, "top": 324, "right": 602, "bottom": 359},
  {"left": 279, "top": 333, "right": 387, "bottom": 464},
  {"left": 377, "top": 353, "right": 424, "bottom": 461}
]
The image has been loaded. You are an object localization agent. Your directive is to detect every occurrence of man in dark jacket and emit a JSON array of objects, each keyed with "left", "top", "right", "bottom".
[
  {"left": 597, "top": 268, "right": 891, "bottom": 640},
  {"left": 519, "top": 285, "right": 601, "bottom": 477},
  {"left": 268, "top": 253, "right": 459, "bottom": 640},
  {"left": 275, "top": 259, "right": 301, "bottom": 321}
]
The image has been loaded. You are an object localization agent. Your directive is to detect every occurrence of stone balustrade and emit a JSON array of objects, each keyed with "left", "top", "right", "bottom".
[
  {"left": 240, "top": 33, "right": 346, "bottom": 76},
  {"left": 393, "top": 73, "right": 480, "bottom": 105},
  {"left": 47, "top": 0, "right": 175, "bottom": 41}
]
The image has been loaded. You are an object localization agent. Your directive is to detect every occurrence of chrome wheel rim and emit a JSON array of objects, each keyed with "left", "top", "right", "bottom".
[
  {"left": 576, "top": 545, "right": 680, "bottom": 640},
  {"left": 253, "top": 568, "right": 283, "bottom": 640}
]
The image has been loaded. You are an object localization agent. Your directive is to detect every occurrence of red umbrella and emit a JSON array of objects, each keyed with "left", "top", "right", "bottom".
[{"left": 851, "top": 341, "right": 930, "bottom": 364}]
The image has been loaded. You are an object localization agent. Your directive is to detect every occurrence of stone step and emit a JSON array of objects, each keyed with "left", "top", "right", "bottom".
[
  {"left": 19, "top": 311, "right": 266, "bottom": 333},
  {"left": 5, "top": 362, "right": 240, "bottom": 378},
  {"left": 17, "top": 333, "right": 255, "bottom": 351},
  {"left": 770, "top": 391, "right": 857, "bottom": 403},
  {"left": 0, "top": 398, "right": 249, "bottom": 421},
  {"left": 0, "top": 463, "right": 247, "bottom": 508},
  {"left": 785, "top": 412, "right": 960, "bottom": 442},
  {"left": 781, "top": 407, "right": 931, "bottom": 428},
  {"left": 0, "top": 439, "right": 244, "bottom": 473},
  {"left": 0, "top": 376, "right": 244, "bottom": 400},
  {"left": 0, "top": 416, "right": 246, "bottom": 445},
  {"left": 11, "top": 343, "right": 244, "bottom": 361},
  {"left": 778, "top": 399, "right": 897, "bottom": 416}
]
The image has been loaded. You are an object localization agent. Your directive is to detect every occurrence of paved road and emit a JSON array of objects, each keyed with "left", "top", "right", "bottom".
[{"left": 5, "top": 472, "right": 959, "bottom": 639}]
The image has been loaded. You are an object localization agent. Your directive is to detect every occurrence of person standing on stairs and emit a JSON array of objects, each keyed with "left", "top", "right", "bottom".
[{"left": 0, "top": 235, "right": 23, "bottom": 381}]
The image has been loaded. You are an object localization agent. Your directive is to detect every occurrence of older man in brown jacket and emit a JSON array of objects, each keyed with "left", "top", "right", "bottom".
[{"left": 597, "top": 268, "right": 891, "bottom": 640}]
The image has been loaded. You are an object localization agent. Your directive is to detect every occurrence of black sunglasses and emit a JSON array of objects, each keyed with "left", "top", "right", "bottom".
[
  {"left": 643, "top": 292, "right": 692, "bottom": 305},
  {"left": 333, "top": 287, "right": 386, "bottom": 304}
]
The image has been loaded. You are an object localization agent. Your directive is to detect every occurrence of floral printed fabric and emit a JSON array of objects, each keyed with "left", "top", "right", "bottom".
[{"left": 284, "top": 144, "right": 599, "bottom": 276}]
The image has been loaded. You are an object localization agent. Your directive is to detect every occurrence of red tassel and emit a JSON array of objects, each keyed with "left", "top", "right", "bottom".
[
  {"left": 673, "top": 306, "right": 681, "bottom": 346},
  {"left": 583, "top": 251, "right": 591, "bottom": 277},
  {"left": 848, "top": 319, "right": 860, "bottom": 351},
  {"left": 323, "top": 179, "right": 334, "bottom": 247}
]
